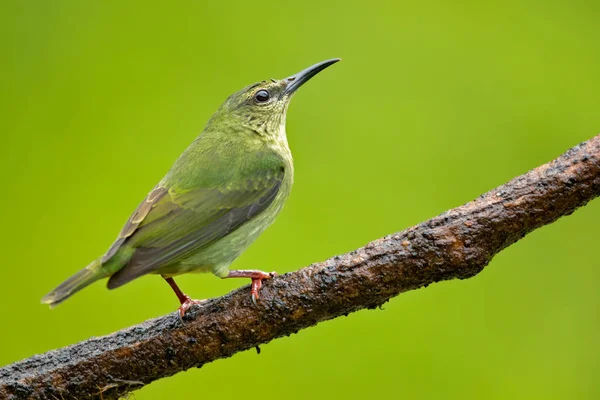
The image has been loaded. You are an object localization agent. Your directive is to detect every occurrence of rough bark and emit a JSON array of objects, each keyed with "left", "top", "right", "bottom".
[{"left": 1, "top": 135, "right": 599, "bottom": 400}]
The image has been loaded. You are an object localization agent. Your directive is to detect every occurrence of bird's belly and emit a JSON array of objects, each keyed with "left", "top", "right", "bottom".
[{"left": 161, "top": 193, "right": 286, "bottom": 278}]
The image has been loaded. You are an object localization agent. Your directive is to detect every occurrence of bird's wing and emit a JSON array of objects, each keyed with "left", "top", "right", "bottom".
[
  {"left": 102, "top": 185, "right": 171, "bottom": 263},
  {"left": 104, "top": 156, "right": 285, "bottom": 289}
]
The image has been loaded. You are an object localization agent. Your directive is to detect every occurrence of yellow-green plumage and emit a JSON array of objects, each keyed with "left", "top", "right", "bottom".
[{"left": 42, "top": 59, "right": 339, "bottom": 309}]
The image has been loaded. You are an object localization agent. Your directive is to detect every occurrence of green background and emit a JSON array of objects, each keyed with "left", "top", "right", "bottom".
[{"left": 2, "top": 1, "right": 599, "bottom": 399}]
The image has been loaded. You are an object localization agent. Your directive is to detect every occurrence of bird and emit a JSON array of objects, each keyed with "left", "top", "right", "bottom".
[{"left": 42, "top": 59, "right": 340, "bottom": 317}]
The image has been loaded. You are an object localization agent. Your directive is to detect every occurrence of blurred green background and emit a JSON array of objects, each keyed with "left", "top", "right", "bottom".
[{"left": 1, "top": 1, "right": 599, "bottom": 399}]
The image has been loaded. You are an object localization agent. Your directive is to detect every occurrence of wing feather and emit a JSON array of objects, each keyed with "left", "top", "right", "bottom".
[
  {"left": 102, "top": 186, "right": 169, "bottom": 263},
  {"left": 106, "top": 166, "right": 284, "bottom": 289}
]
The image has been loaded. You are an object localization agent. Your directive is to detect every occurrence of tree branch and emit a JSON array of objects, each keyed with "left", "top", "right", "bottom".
[{"left": 2, "top": 135, "right": 600, "bottom": 400}]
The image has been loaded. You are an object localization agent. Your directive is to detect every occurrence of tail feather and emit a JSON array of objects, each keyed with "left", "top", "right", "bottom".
[{"left": 41, "top": 258, "right": 105, "bottom": 307}]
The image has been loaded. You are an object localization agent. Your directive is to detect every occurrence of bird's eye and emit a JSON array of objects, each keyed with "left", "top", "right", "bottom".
[{"left": 254, "top": 90, "right": 270, "bottom": 103}]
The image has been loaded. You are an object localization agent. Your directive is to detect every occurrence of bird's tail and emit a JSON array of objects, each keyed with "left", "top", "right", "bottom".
[{"left": 41, "top": 258, "right": 106, "bottom": 308}]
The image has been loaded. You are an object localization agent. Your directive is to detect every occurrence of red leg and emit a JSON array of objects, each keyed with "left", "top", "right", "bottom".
[
  {"left": 224, "top": 270, "right": 277, "bottom": 305},
  {"left": 163, "top": 277, "right": 204, "bottom": 318}
]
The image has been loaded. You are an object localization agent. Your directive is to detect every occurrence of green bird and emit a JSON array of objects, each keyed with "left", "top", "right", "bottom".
[{"left": 42, "top": 59, "right": 340, "bottom": 317}]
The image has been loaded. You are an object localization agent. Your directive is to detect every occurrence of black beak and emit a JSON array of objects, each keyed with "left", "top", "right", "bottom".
[{"left": 283, "top": 58, "right": 341, "bottom": 95}]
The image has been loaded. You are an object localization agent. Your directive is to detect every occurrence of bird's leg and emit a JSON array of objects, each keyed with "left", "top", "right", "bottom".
[
  {"left": 224, "top": 270, "right": 277, "bottom": 305},
  {"left": 163, "top": 276, "right": 204, "bottom": 318}
]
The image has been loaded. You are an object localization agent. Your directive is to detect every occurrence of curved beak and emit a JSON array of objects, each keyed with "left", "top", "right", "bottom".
[{"left": 283, "top": 58, "right": 341, "bottom": 95}]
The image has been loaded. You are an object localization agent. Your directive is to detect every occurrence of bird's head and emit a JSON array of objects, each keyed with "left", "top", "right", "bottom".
[{"left": 207, "top": 59, "right": 340, "bottom": 138}]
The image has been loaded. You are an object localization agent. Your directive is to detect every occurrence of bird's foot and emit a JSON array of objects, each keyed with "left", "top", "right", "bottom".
[
  {"left": 251, "top": 272, "right": 277, "bottom": 305},
  {"left": 178, "top": 296, "right": 206, "bottom": 320},
  {"left": 225, "top": 270, "right": 277, "bottom": 305},
  {"left": 163, "top": 276, "right": 205, "bottom": 321}
]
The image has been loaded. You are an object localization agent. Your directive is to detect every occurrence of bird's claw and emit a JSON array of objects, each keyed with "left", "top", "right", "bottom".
[
  {"left": 250, "top": 271, "right": 277, "bottom": 305},
  {"left": 177, "top": 296, "right": 206, "bottom": 322}
]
